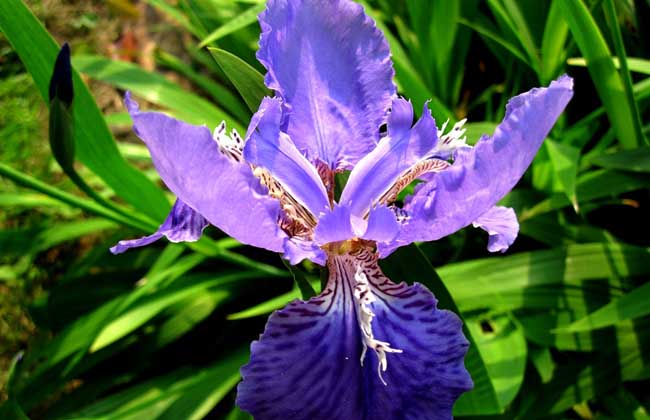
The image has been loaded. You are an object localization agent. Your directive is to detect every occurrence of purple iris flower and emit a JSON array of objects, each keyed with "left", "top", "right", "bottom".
[{"left": 111, "top": 0, "right": 573, "bottom": 417}]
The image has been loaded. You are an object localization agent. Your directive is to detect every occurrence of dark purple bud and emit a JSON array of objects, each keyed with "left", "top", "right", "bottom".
[
  {"left": 48, "top": 43, "right": 75, "bottom": 171},
  {"left": 48, "top": 43, "right": 73, "bottom": 106}
]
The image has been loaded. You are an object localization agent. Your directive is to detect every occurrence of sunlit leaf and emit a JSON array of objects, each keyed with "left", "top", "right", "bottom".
[
  {"left": 72, "top": 54, "right": 242, "bottom": 132},
  {"left": 209, "top": 47, "right": 270, "bottom": 113},
  {"left": 555, "top": 282, "right": 650, "bottom": 333}
]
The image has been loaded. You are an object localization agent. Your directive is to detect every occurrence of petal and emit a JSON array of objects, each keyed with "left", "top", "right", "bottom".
[
  {"left": 258, "top": 0, "right": 396, "bottom": 168},
  {"left": 110, "top": 232, "right": 163, "bottom": 255},
  {"left": 237, "top": 251, "right": 472, "bottom": 419},
  {"left": 313, "top": 205, "right": 354, "bottom": 245},
  {"left": 125, "top": 93, "right": 286, "bottom": 252},
  {"left": 110, "top": 198, "right": 208, "bottom": 254},
  {"left": 283, "top": 237, "right": 327, "bottom": 265},
  {"left": 340, "top": 100, "right": 437, "bottom": 217},
  {"left": 244, "top": 97, "right": 330, "bottom": 217},
  {"left": 362, "top": 206, "right": 400, "bottom": 243},
  {"left": 472, "top": 206, "right": 519, "bottom": 253},
  {"left": 383, "top": 75, "right": 573, "bottom": 255}
]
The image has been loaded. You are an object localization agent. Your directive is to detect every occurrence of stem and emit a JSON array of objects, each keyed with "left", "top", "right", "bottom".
[
  {"left": 0, "top": 162, "right": 152, "bottom": 232},
  {"left": 65, "top": 168, "right": 156, "bottom": 229},
  {"left": 0, "top": 163, "right": 288, "bottom": 277}
]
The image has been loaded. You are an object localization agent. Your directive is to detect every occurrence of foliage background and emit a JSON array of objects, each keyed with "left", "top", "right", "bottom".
[{"left": 1, "top": 0, "right": 649, "bottom": 418}]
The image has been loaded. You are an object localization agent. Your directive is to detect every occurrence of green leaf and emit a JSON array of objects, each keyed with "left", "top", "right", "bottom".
[
  {"left": 458, "top": 15, "right": 530, "bottom": 68},
  {"left": 464, "top": 122, "right": 498, "bottom": 145},
  {"left": 6, "top": 352, "right": 24, "bottom": 400},
  {"left": 602, "top": 387, "right": 650, "bottom": 420},
  {"left": 155, "top": 49, "right": 250, "bottom": 124},
  {"left": 545, "top": 139, "right": 581, "bottom": 212},
  {"left": 0, "top": 219, "right": 117, "bottom": 257},
  {"left": 72, "top": 55, "right": 243, "bottom": 133},
  {"left": 209, "top": 47, "right": 271, "bottom": 113},
  {"left": 590, "top": 146, "right": 650, "bottom": 172},
  {"left": 519, "top": 318, "right": 650, "bottom": 415},
  {"left": 0, "top": 400, "right": 30, "bottom": 420},
  {"left": 488, "top": 0, "right": 541, "bottom": 75},
  {"left": 226, "top": 406, "right": 254, "bottom": 420},
  {"left": 555, "top": 282, "right": 650, "bottom": 333},
  {"left": 34, "top": 219, "right": 117, "bottom": 253},
  {"left": 466, "top": 316, "right": 527, "bottom": 408},
  {"left": 568, "top": 56, "right": 650, "bottom": 75},
  {"left": 602, "top": 0, "right": 647, "bottom": 147},
  {"left": 90, "top": 281, "right": 230, "bottom": 352},
  {"left": 520, "top": 169, "right": 650, "bottom": 221},
  {"left": 529, "top": 345, "right": 555, "bottom": 383},
  {"left": 226, "top": 288, "right": 301, "bottom": 320},
  {"left": 198, "top": 2, "right": 265, "bottom": 47},
  {"left": 427, "top": 0, "right": 461, "bottom": 103},
  {"left": 0, "top": 0, "right": 169, "bottom": 220},
  {"left": 60, "top": 349, "right": 248, "bottom": 420},
  {"left": 0, "top": 163, "right": 152, "bottom": 232},
  {"left": 559, "top": 0, "right": 641, "bottom": 149},
  {"left": 142, "top": 0, "right": 203, "bottom": 38},
  {"left": 281, "top": 260, "right": 316, "bottom": 299},
  {"left": 540, "top": 0, "right": 570, "bottom": 83},
  {"left": 439, "top": 243, "right": 650, "bottom": 313},
  {"left": 153, "top": 291, "right": 226, "bottom": 347},
  {"left": 0, "top": 192, "right": 68, "bottom": 209}
]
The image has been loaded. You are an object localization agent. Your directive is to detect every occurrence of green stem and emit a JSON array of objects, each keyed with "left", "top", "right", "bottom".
[
  {"left": 0, "top": 163, "right": 287, "bottom": 277},
  {"left": 65, "top": 169, "right": 156, "bottom": 229},
  {"left": 0, "top": 162, "right": 152, "bottom": 232},
  {"left": 188, "top": 239, "right": 287, "bottom": 277},
  {"left": 603, "top": 0, "right": 648, "bottom": 146}
]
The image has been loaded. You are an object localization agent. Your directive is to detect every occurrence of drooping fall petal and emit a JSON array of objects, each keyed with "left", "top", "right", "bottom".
[
  {"left": 237, "top": 251, "right": 472, "bottom": 420},
  {"left": 110, "top": 198, "right": 208, "bottom": 254}
]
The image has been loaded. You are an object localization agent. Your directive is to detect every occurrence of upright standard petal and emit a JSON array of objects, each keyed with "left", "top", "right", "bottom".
[
  {"left": 362, "top": 205, "right": 400, "bottom": 243},
  {"left": 381, "top": 76, "right": 573, "bottom": 256},
  {"left": 340, "top": 100, "right": 437, "bottom": 217},
  {"left": 237, "top": 250, "right": 472, "bottom": 420},
  {"left": 110, "top": 198, "right": 208, "bottom": 254},
  {"left": 125, "top": 93, "right": 286, "bottom": 252},
  {"left": 258, "top": 0, "right": 396, "bottom": 168},
  {"left": 244, "top": 97, "right": 330, "bottom": 217},
  {"left": 313, "top": 205, "right": 355, "bottom": 245},
  {"left": 472, "top": 206, "right": 519, "bottom": 253}
]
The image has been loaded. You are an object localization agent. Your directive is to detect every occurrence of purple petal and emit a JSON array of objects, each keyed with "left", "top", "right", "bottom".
[
  {"left": 472, "top": 206, "right": 519, "bottom": 253},
  {"left": 237, "top": 251, "right": 472, "bottom": 419},
  {"left": 110, "top": 232, "right": 163, "bottom": 255},
  {"left": 258, "top": 0, "right": 396, "bottom": 169},
  {"left": 340, "top": 99, "right": 437, "bottom": 217},
  {"left": 125, "top": 93, "right": 286, "bottom": 252},
  {"left": 313, "top": 205, "right": 400, "bottom": 246},
  {"left": 244, "top": 97, "right": 330, "bottom": 217},
  {"left": 362, "top": 206, "right": 400, "bottom": 243},
  {"left": 313, "top": 205, "right": 354, "bottom": 245},
  {"left": 110, "top": 198, "right": 208, "bottom": 254},
  {"left": 380, "top": 75, "right": 573, "bottom": 256},
  {"left": 283, "top": 237, "right": 327, "bottom": 265}
]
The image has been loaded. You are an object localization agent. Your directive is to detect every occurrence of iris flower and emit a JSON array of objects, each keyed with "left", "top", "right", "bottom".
[{"left": 111, "top": 0, "right": 573, "bottom": 417}]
